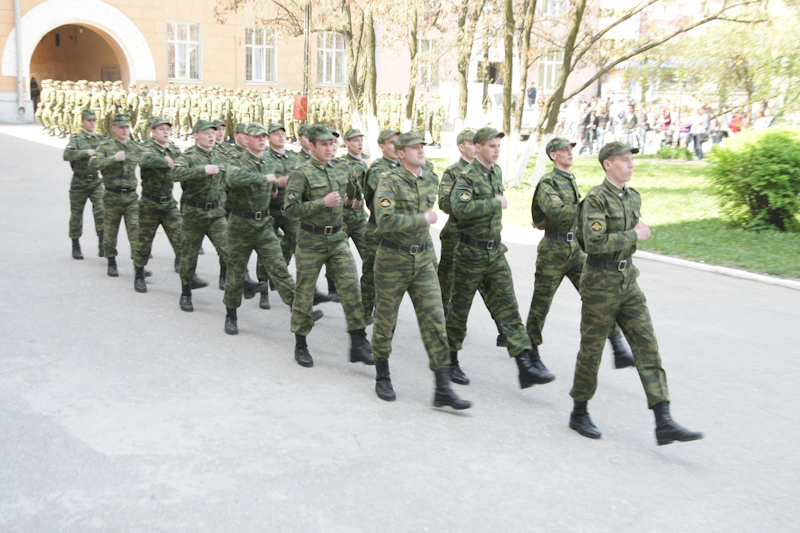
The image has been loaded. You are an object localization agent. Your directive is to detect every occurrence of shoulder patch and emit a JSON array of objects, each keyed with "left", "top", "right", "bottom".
[
  {"left": 379, "top": 197, "right": 392, "bottom": 209},
  {"left": 287, "top": 191, "right": 297, "bottom": 202},
  {"left": 458, "top": 191, "right": 471, "bottom": 202},
  {"left": 443, "top": 186, "right": 452, "bottom": 196},
  {"left": 550, "top": 195, "right": 562, "bottom": 203},
  {"left": 590, "top": 220, "right": 604, "bottom": 233}
]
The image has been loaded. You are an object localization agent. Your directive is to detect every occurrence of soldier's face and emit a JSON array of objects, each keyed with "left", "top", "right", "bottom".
[
  {"left": 235, "top": 132, "right": 249, "bottom": 148},
  {"left": 299, "top": 135, "right": 311, "bottom": 151},
  {"left": 311, "top": 139, "right": 337, "bottom": 162},
  {"left": 380, "top": 135, "right": 399, "bottom": 159},
  {"left": 345, "top": 136, "right": 363, "bottom": 157},
  {"left": 476, "top": 137, "right": 501, "bottom": 164},
  {"left": 399, "top": 144, "right": 425, "bottom": 169},
  {"left": 82, "top": 119, "right": 97, "bottom": 134},
  {"left": 152, "top": 124, "right": 171, "bottom": 144},
  {"left": 268, "top": 129, "right": 286, "bottom": 149},
  {"left": 113, "top": 125, "right": 130, "bottom": 142},
  {"left": 458, "top": 140, "right": 475, "bottom": 161},
  {"left": 551, "top": 146, "right": 573, "bottom": 169},
  {"left": 248, "top": 134, "right": 268, "bottom": 152},
  {"left": 194, "top": 128, "right": 216, "bottom": 149},
  {"left": 604, "top": 153, "right": 634, "bottom": 184},
  {"left": 215, "top": 127, "right": 226, "bottom": 143}
]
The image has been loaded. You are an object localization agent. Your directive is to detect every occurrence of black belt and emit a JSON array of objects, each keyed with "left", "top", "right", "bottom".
[
  {"left": 586, "top": 256, "right": 632, "bottom": 272},
  {"left": 141, "top": 191, "right": 173, "bottom": 204},
  {"left": 381, "top": 239, "right": 427, "bottom": 256},
  {"left": 461, "top": 235, "right": 501, "bottom": 250},
  {"left": 183, "top": 199, "right": 220, "bottom": 210},
  {"left": 105, "top": 186, "right": 136, "bottom": 196},
  {"left": 73, "top": 172, "right": 98, "bottom": 181},
  {"left": 269, "top": 206, "right": 285, "bottom": 216},
  {"left": 231, "top": 209, "right": 269, "bottom": 220},
  {"left": 544, "top": 230, "right": 576, "bottom": 242},
  {"left": 300, "top": 222, "right": 341, "bottom": 235}
]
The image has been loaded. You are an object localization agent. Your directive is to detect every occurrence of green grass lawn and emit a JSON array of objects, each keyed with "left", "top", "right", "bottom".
[{"left": 428, "top": 155, "right": 800, "bottom": 279}]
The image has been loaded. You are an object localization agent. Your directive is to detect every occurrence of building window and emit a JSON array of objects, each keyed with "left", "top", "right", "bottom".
[
  {"left": 417, "top": 39, "right": 440, "bottom": 88},
  {"left": 316, "top": 32, "right": 345, "bottom": 86},
  {"left": 246, "top": 28, "right": 277, "bottom": 83},
  {"left": 542, "top": 0, "right": 565, "bottom": 16},
  {"left": 539, "top": 49, "right": 563, "bottom": 93},
  {"left": 167, "top": 23, "right": 201, "bottom": 81}
]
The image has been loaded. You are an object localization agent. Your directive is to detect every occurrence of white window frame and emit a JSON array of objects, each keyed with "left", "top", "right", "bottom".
[
  {"left": 542, "top": 0, "right": 565, "bottom": 16},
  {"left": 539, "top": 49, "right": 564, "bottom": 94},
  {"left": 316, "top": 32, "right": 346, "bottom": 86},
  {"left": 245, "top": 28, "right": 278, "bottom": 84},
  {"left": 167, "top": 22, "right": 201, "bottom": 82},
  {"left": 417, "top": 38, "right": 440, "bottom": 88}
]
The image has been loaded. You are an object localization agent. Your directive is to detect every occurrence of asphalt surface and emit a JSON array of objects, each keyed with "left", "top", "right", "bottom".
[{"left": 1, "top": 129, "right": 798, "bottom": 532}]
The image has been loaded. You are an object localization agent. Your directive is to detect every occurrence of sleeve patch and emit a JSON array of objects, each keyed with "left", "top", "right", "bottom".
[
  {"left": 443, "top": 186, "right": 452, "bottom": 196},
  {"left": 287, "top": 191, "right": 297, "bottom": 202},
  {"left": 458, "top": 191, "right": 471, "bottom": 202},
  {"left": 550, "top": 195, "right": 563, "bottom": 203},
  {"left": 590, "top": 220, "right": 604, "bottom": 233},
  {"left": 379, "top": 197, "right": 392, "bottom": 209}
]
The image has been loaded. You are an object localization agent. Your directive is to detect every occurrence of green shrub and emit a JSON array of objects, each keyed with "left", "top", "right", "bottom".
[
  {"left": 656, "top": 146, "right": 694, "bottom": 160},
  {"left": 707, "top": 129, "right": 800, "bottom": 231}
]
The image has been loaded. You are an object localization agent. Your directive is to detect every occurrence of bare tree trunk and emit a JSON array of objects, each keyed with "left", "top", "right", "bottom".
[
  {"left": 543, "top": 0, "right": 586, "bottom": 134},
  {"left": 456, "top": 0, "right": 484, "bottom": 122},
  {"left": 362, "top": 7, "right": 379, "bottom": 159},
  {"left": 514, "top": 0, "right": 537, "bottom": 134},
  {"left": 502, "top": 0, "right": 514, "bottom": 135},
  {"left": 405, "top": 8, "right": 419, "bottom": 129}
]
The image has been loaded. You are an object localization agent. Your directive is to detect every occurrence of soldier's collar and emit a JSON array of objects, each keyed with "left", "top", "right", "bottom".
[
  {"left": 81, "top": 129, "right": 95, "bottom": 136},
  {"left": 604, "top": 177, "right": 628, "bottom": 193},
  {"left": 246, "top": 149, "right": 264, "bottom": 162},
  {"left": 269, "top": 147, "right": 287, "bottom": 158},
  {"left": 310, "top": 155, "right": 332, "bottom": 168},
  {"left": 382, "top": 156, "right": 398, "bottom": 167},
  {"left": 400, "top": 163, "right": 423, "bottom": 179},
  {"left": 459, "top": 157, "right": 473, "bottom": 166},
  {"left": 474, "top": 157, "right": 495, "bottom": 173},
  {"left": 553, "top": 167, "right": 574, "bottom": 179},
  {"left": 154, "top": 140, "right": 170, "bottom": 149},
  {"left": 347, "top": 152, "right": 362, "bottom": 161}
]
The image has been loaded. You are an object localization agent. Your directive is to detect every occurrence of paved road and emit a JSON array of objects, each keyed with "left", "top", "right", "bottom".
[{"left": 1, "top": 131, "right": 798, "bottom": 532}]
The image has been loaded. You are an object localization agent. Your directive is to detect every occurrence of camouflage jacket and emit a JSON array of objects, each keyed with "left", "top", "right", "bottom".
[
  {"left": 173, "top": 145, "right": 227, "bottom": 204},
  {"left": 437, "top": 157, "right": 471, "bottom": 227},
  {"left": 284, "top": 156, "right": 353, "bottom": 237},
  {"left": 267, "top": 148, "right": 301, "bottom": 208},
  {"left": 337, "top": 152, "right": 368, "bottom": 207},
  {"left": 89, "top": 138, "right": 141, "bottom": 190},
  {"left": 577, "top": 178, "right": 641, "bottom": 262},
  {"left": 450, "top": 158, "right": 504, "bottom": 242},
  {"left": 375, "top": 164, "right": 437, "bottom": 253},
  {"left": 225, "top": 149, "right": 277, "bottom": 223},
  {"left": 531, "top": 167, "right": 581, "bottom": 233},
  {"left": 139, "top": 138, "right": 181, "bottom": 198},
  {"left": 63, "top": 130, "right": 107, "bottom": 177},
  {"left": 365, "top": 156, "right": 399, "bottom": 223}
]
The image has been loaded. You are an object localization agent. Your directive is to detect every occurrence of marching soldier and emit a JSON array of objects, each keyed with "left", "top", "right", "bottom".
[
  {"left": 131, "top": 84, "right": 152, "bottom": 142},
  {"left": 179, "top": 85, "right": 192, "bottom": 140},
  {"left": 90, "top": 82, "right": 107, "bottom": 137},
  {"left": 429, "top": 94, "right": 445, "bottom": 148},
  {"left": 413, "top": 93, "right": 427, "bottom": 139}
]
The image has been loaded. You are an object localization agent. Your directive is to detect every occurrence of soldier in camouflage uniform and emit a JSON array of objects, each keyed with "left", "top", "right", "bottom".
[
  {"left": 152, "top": 87, "right": 165, "bottom": 121},
  {"left": 104, "top": 81, "right": 116, "bottom": 137},
  {"left": 62, "top": 81, "right": 76, "bottom": 137},
  {"left": 63, "top": 109, "right": 106, "bottom": 260},
  {"left": 39, "top": 80, "right": 55, "bottom": 135},
  {"left": 90, "top": 83, "right": 107, "bottom": 137},
  {"left": 178, "top": 86, "right": 192, "bottom": 140},
  {"left": 447, "top": 127, "right": 555, "bottom": 390},
  {"left": 72, "top": 81, "right": 91, "bottom": 135},
  {"left": 569, "top": 142, "right": 703, "bottom": 445},
  {"left": 371, "top": 131, "right": 470, "bottom": 409},
  {"left": 413, "top": 93, "right": 427, "bottom": 139},
  {"left": 527, "top": 137, "right": 634, "bottom": 369},
  {"left": 429, "top": 94, "right": 445, "bottom": 148},
  {"left": 52, "top": 81, "right": 66, "bottom": 137},
  {"left": 284, "top": 125, "right": 374, "bottom": 368},
  {"left": 131, "top": 84, "right": 152, "bottom": 142},
  {"left": 89, "top": 113, "right": 142, "bottom": 278}
]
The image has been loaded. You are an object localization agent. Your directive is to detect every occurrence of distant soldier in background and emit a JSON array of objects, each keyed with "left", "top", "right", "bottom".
[{"left": 429, "top": 94, "right": 445, "bottom": 148}]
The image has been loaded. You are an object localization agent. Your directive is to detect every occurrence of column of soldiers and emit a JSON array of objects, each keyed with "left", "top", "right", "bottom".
[{"left": 61, "top": 86, "right": 703, "bottom": 446}]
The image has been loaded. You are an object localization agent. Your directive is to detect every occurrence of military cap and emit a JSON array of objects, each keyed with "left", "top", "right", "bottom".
[
  {"left": 65, "top": 80, "right": 74, "bottom": 85},
  {"left": 81, "top": 109, "right": 97, "bottom": 120},
  {"left": 395, "top": 131, "right": 427, "bottom": 150},
  {"left": 149, "top": 116, "right": 171, "bottom": 129},
  {"left": 267, "top": 122, "right": 285, "bottom": 134},
  {"left": 598, "top": 141, "right": 639, "bottom": 166},
  {"left": 212, "top": 119, "right": 226, "bottom": 128},
  {"left": 77, "top": 80, "right": 87, "bottom": 85},
  {"left": 192, "top": 119, "right": 216, "bottom": 133},
  {"left": 128, "top": 83, "right": 136, "bottom": 88},
  {"left": 343, "top": 128, "right": 364, "bottom": 140},
  {"left": 545, "top": 137, "right": 577, "bottom": 155},
  {"left": 113, "top": 113, "right": 132, "bottom": 126},
  {"left": 456, "top": 129, "right": 477, "bottom": 144},
  {"left": 378, "top": 129, "right": 400, "bottom": 144},
  {"left": 308, "top": 125, "right": 339, "bottom": 142},
  {"left": 472, "top": 127, "right": 504, "bottom": 143},
  {"left": 297, "top": 124, "right": 312, "bottom": 137},
  {"left": 113, "top": 80, "right": 123, "bottom": 86},
  {"left": 246, "top": 123, "right": 268, "bottom": 136},
  {"left": 235, "top": 89, "right": 243, "bottom": 95},
  {"left": 103, "top": 81, "right": 112, "bottom": 86},
  {"left": 234, "top": 123, "right": 248, "bottom": 134},
  {"left": 139, "top": 83, "right": 148, "bottom": 89},
  {"left": 53, "top": 80, "right": 61, "bottom": 85}
]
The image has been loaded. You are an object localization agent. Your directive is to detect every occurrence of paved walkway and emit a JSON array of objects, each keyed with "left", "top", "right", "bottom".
[{"left": 0, "top": 131, "right": 798, "bottom": 531}]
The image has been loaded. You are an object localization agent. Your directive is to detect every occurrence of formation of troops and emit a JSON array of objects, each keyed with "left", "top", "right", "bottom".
[{"left": 61, "top": 98, "right": 703, "bottom": 445}]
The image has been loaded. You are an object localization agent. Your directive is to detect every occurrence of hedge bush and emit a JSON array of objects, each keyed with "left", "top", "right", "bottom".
[
  {"left": 707, "top": 129, "right": 800, "bottom": 231},
  {"left": 655, "top": 146, "right": 694, "bottom": 160}
]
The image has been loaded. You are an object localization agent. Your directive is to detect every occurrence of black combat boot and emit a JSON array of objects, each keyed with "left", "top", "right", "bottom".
[
  {"left": 260, "top": 290, "right": 271, "bottom": 309},
  {"left": 433, "top": 367, "right": 472, "bottom": 410},
  {"left": 71, "top": 238, "right": 83, "bottom": 260},
  {"left": 608, "top": 333, "right": 635, "bottom": 369},
  {"left": 294, "top": 334, "right": 313, "bottom": 367},
  {"left": 224, "top": 307, "right": 238, "bottom": 335},
  {"left": 312, "top": 309, "right": 324, "bottom": 322},
  {"left": 107, "top": 257, "right": 118, "bottom": 277},
  {"left": 653, "top": 401, "right": 704, "bottom": 446},
  {"left": 449, "top": 351, "right": 470, "bottom": 385},
  {"left": 495, "top": 321, "right": 506, "bottom": 348},
  {"left": 243, "top": 279, "right": 269, "bottom": 299},
  {"left": 515, "top": 347, "right": 555, "bottom": 389},
  {"left": 180, "top": 284, "right": 193, "bottom": 312},
  {"left": 190, "top": 274, "right": 208, "bottom": 289},
  {"left": 98, "top": 233, "right": 104, "bottom": 257},
  {"left": 327, "top": 277, "right": 341, "bottom": 302},
  {"left": 349, "top": 329, "right": 375, "bottom": 365},
  {"left": 219, "top": 265, "right": 227, "bottom": 290},
  {"left": 375, "top": 360, "right": 396, "bottom": 401},
  {"left": 313, "top": 289, "right": 334, "bottom": 304},
  {"left": 141, "top": 264, "right": 152, "bottom": 277},
  {"left": 174, "top": 256, "right": 180, "bottom": 273},
  {"left": 134, "top": 267, "right": 147, "bottom": 293},
  {"left": 569, "top": 400, "right": 602, "bottom": 439}
]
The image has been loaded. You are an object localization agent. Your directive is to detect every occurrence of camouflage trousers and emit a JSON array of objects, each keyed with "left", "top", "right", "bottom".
[
  {"left": 446, "top": 241, "right": 532, "bottom": 357},
  {"left": 226, "top": 116, "right": 235, "bottom": 141},
  {"left": 179, "top": 205, "right": 228, "bottom": 285},
  {"left": 103, "top": 191, "right": 139, "bottom": 258},
  {"left": 431, "top": 122, "right": 442, "bottom": 145},
  {"left": 359, "top": 222, "right": 381, "bottom": 320},
  {"left": 570, "top": 264, "right": 670, "bottom": 408},
  {"left": 256, "top": 209, "right": 299, "bottom": 282},
  {"left": 42, "top": 108, "right": 53, "bottom": 128},
  {"left": 68, "top": 178, "right": 104, "bottom": 239},
  {"left": 327, "top": 207, "right": 367, "bottom": 287},
  {"left": 373, "top": 245, "right": 450, "bottom": 371},
  {"left": 437, "top": 221, "right": 459, "bottom": 307},
  {"left": 131, "top": 120, "right": 150, "bottom": 142},
  {"left": 179, "top": 113, "right": 192, "bottom": 137},
  {"left": 416, "top": 121, "right": 426, "bottom": 139},
  {"left": 291, "top": 230, "right": 364, "bottom": 336},
  {"left": 224, "top": 216, "right": 294, "bottom": 309},
  {"left": 134, "top": 197, "right": 181, "bottom": 268},
  {"left": 526, "top": 237, "right": 621, "bottom": 346}
]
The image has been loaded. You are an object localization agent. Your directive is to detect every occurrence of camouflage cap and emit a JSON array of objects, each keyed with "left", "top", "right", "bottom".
[
  {"left": 545, "top": 137, "right": 577, "bottom": 155},
  {"left": 246, "top": 123, "right": 268, "bottom": 136},
  {"left": 234, "top": 123, "right": 248, "bottom": 134},
  {"left": 343, "top": 128, "right": 364, "bottom": 140},
  {"left": 192, "top": 119, "right": 216, "bottom": 133},
  {"left": 81, "top": 109, "right": 97, "bottom": 120},
  {"left": 113, "top": 113, "right": 132, "bottom": 126},
  {"left": 113, "top": 80, "right": 123, "bottom": 86},
  {"left": 149, "top": 116, "right": 171, "bottom": 129},
  {"left": 395, "top": 131, "right": 426, "bottom": 150},
  {"left": 473, "top": 127, "right": 504, "bottom": 143},
  {"left": 53, "top": 80, "right": 61, "bottom": 85},
  {"left": 267, "top": 122, "right": 285, "bottom": 134},
  {"left": 308, "top": 125, "right": 339, "bottom": 142},
  {"left": 65, "top": 80, "right": 74, "bottom": 85},
  {"left": 77, "top": 80, "right": 88, "bottom": 85},
  {"left": 297, "top": 124, "right": 312, "bottom": 137},
  {"left": 212, "top": 119, "right": 227, "bottom": 128},
  {"left": 139, "top": 83, "right": 148, "bottom": 89},
  {"left": 378, "top": 129, "right": 400, "bottom": 144},
  {"left": 456, "top": 128, "right": 477, "bottom": 144},
  {"left": 103, "top": 81, "right": 112, "bottom": 86},
  {"left": 598, "top": 141, "right": 639, "bottom": 166}
]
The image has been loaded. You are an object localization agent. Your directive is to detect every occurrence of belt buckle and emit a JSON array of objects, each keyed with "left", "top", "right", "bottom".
[
  {"left": 254, "top": 211, "right": 263, "bottom": 221},
  {"left": 205, "top": 202, "right": 214, "bottom": 210},
  {"left": 618, "top": 260, "right": 627, "bottom": 272},
  {"left": 120, "top": 188, "right": 128, "bottom": 195},
  {"left": 323, "top": 226, "right": 333, "bottom": 235},
  {"left": 566, "top": 232, "right": 574, "bottom": 242},
  {"left": 160, "top": 196, "right": 168, "bottom": 204},
  {"left": 86, "top": 174, "right": 95, "bottom": 181},
  {"left": 486, "top": 239, "right": 495, "bottom": 250},
  {"left": 409, "top": 245, "right": 419, "bottom": 255}
]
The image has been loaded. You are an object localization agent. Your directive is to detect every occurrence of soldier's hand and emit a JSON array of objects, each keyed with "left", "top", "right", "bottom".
[
  {"left": 115, "top": 151, "right": 126, "bottom": 162},
  {"left": 266, "top": 173, "right": 278, "bottom": 184},
  {"left": 353, "top": 198, "right": 362, "bottom": 210},
  {"left": 496, "top": 195, "right": 508, "bottom": 209},
  {"left": 634, "top": 222, "right": 651, "bottom": 241},
  {"left": 165, "top": 156, "right": 174, "bottom": 168},
  {"left": 205, "top": 164, "right": 219, "bottom": 175},
  {"left": 324, "top": 191, "right": 342, "bottom": 207},
  {"left": 271, "top": 190, "right": 278, "bottom": 198},
  {"left": 424, "top": 209, "right": 438, "bottom": 226},
  {"left": 277, "top": 175, "right": 289, "bottom": 187},
  {"left": 344, "top": 194, "right": 353, "bottom": 207},
  {"left": 87, "top": 149, "right": 95, "bottom": 156}
]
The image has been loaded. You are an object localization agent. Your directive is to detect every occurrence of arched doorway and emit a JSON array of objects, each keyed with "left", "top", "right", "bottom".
[{"left": 31, "top": 24, "right": 129, "bottom": 84}]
